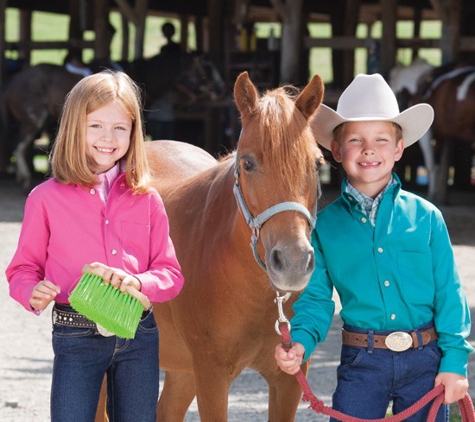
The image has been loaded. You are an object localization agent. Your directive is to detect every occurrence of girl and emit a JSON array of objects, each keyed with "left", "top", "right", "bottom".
[{"left": 6, "top": 71, "right": 184, "bottom": 421}]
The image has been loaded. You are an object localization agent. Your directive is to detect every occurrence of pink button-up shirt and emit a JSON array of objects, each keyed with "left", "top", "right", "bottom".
[{"left": 6, "top": 173, "right": 184, "bottom": 312}]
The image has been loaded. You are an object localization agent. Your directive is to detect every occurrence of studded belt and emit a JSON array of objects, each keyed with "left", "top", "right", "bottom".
[
  {"left": 342, "top": 327, "right": 438, "bottom": 352},
  {"left": 52, "top": 304, "right": 97, "bottom": 328},
  {"left": 52, "top": 303, "right": 151, "bottom": 334}
]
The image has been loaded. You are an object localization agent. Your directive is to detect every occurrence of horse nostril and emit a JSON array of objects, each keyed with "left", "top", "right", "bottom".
[
  {"left": 270, "top": 249, "right": 284, "bottom": 272},
  {"left": 307, "top": 251, "right": 315, "bottom": 274}
]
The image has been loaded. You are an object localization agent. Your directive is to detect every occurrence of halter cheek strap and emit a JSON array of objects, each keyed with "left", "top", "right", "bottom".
[{"left": 233, "top": 152, "right": 318, "bottom": 271}]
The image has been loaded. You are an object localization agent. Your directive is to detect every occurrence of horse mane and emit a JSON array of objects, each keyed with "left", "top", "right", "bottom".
[{"left": 253, "top": 85, "right": 319, "bottom": 193}]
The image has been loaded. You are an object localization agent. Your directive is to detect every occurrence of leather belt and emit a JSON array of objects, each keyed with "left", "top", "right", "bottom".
[
  {"left": 342, "top": 327, "right": 438, "bottom": 352},
  {"left": 52, "top": 304, "right": 151, "bottom": 330},
  {"left": 52, "top": 305, "right": 96, "bottom": 328}
]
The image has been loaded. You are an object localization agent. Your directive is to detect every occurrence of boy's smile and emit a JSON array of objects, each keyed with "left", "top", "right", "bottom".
[{"left": 331, "top": 121, "right": 404, "bottom": 198}]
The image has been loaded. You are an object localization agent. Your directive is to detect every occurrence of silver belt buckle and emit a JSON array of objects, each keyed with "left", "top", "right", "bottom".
[{"left": 385, "top": 331, "right": 413, "bottom": 351}]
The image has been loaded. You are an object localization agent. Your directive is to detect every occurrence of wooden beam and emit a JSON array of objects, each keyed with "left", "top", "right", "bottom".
[{"left": 268, "top": 0, "right": 289, "bottom": 23}]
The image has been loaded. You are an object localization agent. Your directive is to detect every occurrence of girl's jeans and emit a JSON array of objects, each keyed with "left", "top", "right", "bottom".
[
  {"left": 51, "top": 307, "right": 159, "bottom": 422},
  {"left": 330, "top": 322, "right": 448, "bottom": 422}
]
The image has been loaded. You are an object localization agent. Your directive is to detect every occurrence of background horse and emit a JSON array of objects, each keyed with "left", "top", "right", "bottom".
[
  {"left": 0, "top": 53, "right": 225, "bottom": 190},
  {"left": 390, "top": 59, "right": 475, "bottom": 204},
  {"left": 97, "top": 71, "right": 325, "bottom": 421}
]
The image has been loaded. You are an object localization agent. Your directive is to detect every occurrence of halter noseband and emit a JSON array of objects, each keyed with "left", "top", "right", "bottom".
[{"left": 233, "top": 151, "right": 319, "bottom": 271}]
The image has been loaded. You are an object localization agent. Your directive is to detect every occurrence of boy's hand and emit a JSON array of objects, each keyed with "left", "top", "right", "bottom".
[
  {"left": 435, "top": 372, "right": 469, "bottom": 404},
  {"left": 275, "top": 342, "right": 305, "bottom": 375},
  {"left": 29, "top": 280, "right": 61, "bottom": 311}
]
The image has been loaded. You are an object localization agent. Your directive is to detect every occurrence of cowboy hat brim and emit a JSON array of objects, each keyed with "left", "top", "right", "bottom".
[{"left": 311, "top": 102, "right": 434, "bottom": 150}]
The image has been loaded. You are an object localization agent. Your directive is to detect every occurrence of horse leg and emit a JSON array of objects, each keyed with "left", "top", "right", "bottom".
[
  {"left": 418, "top": 130, "right": 437, "bottom": 201},
  {"left": 157, "top": 370, "right": 196, "bottom": 421},
  {"left": 94, "top": 377, "right": 109, "bottom": 422},
  {"left": 192, "top": 363, "right": 235, "bottom": 421},
  {"left": 265, "top": 361, "right": 309, "bottom": 422},
  {"left": 435, "top": 139, "right": 452, "bottom": 204},
  {"left": 13, "top": 137, "right": 34, "bottom": 190}
]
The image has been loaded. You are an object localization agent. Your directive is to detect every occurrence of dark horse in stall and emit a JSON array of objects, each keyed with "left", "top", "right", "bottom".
[
  {"left": 0, "top": 52, "right": 225, "bottom": 190},
  {"left": 96, "top": 71, "right": 325, "bottom": 421}
]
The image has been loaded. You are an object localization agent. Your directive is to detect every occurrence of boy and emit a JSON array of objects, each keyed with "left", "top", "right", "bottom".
[{"left": 275, "top": 73, "right": 472, "bottom": 421}]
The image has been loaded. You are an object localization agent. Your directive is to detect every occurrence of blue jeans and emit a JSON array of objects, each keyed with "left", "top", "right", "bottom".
[
  {"left": 330, "top": 322, "right": 448, "bottom": 422},
  {"left": 51, "top": 306, "right": 159, "bottom": 422}
]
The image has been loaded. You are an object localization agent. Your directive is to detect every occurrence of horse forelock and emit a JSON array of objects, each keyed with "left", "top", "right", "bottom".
[{"left": 252, "top": 87, "right": 319, "bottom": 193}]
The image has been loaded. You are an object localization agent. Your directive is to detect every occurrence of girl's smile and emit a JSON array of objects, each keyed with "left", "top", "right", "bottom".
[{"left": 86, "top": 101, "right": 132, "bottom": 174}]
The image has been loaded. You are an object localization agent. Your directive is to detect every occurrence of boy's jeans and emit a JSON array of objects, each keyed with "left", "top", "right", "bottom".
[
  {"left": 330, "top": 323, "right": 448, "bottom": 422},
  {"left": 51, "top": 309, "right": 159, "bottom": 422}
]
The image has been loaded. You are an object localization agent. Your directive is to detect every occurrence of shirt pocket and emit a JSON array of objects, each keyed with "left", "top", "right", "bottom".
[
  {"left": 397, "top": 250, "right": 435, "bottom": 305},
  {"left": 121, "top": 221, "right": 150, "bottom": 270}
]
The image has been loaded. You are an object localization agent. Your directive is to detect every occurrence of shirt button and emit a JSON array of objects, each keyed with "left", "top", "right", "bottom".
[
  {"left": 390, "top": 313, "right": 396, "bottom": 320},
  {"left": 377, "top": 247, "right": 383, "bottom": 253},
  {"left": 384, "top": 280, "right": 390, "bottom": 287},
  {"left": 111, "top": 249, "right": 117, "bottom": 255},
  {"left": 361, "top": 217, "right": 367, "bottom": 223},
  {"left": 105, "top": 219, "right": 110, "bottom": 225},
  {"left": 89, "top": 188, "right": 95, "bottom": 195}
]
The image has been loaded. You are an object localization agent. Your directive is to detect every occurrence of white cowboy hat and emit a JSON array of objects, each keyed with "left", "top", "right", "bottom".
[{"left": 311, "top": 73, "right": 434, "bottom": 150}]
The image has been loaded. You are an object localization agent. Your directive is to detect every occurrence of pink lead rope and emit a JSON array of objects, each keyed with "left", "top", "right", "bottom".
[{"left": 278, "top": 323, "right": 475, "bottom": 422}]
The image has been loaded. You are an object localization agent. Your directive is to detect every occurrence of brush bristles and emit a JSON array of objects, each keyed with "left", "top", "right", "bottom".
[{"left": 69, "top": 273, "right": 144, "bottom": 339}]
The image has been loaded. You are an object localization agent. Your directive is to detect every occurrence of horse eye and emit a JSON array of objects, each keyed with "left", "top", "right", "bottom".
[
  {"left": 316, "top": 156, "right": 325, "bottom": 171},
  {"left": 242, "top": 159, "right": 255, "bottom": 172}
]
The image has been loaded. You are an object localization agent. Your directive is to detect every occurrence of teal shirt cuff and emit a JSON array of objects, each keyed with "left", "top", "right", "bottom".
[{"left": 439, "top": 349, "right": 472, "bottom": 377}]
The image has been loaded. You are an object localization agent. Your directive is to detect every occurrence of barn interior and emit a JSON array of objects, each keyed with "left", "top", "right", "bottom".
[{"left": 0, "top": 0, "right": 474, "bottom": 196}]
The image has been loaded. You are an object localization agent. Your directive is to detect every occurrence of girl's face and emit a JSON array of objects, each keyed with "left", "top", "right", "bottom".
[
  {"left": 85, "top": 101, "right": 132, "bottom": 175},
  {"left": 330, "top": 121, "right": 404, "bottom": 198}
]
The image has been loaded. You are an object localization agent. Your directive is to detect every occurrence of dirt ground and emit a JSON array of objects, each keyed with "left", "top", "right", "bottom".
[{"left": 1, "top": 178, "right": 474, "bottom": 421}]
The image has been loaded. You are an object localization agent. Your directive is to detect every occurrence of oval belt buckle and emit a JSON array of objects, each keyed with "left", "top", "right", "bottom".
[{"left": 385, "top": 331, "right": 413, "bottom": 352}]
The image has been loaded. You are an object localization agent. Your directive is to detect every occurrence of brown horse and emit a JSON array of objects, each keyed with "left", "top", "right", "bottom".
[
  {"left": 418, "top": 64, "right": 475, "bottom": 203},
  {"left": 96, "top": 71, "right": 325, "bottom": 421},
  {"left": 393, "top": 61, "right": 475, "bottom": 203}
]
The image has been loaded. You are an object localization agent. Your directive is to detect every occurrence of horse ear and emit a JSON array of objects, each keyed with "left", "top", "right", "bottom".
[
  {"left": 295, "top": 73, "right": 325, "bottom": 121},
  {"left": 234, "top": 71, "right": 259, "bottom": 118}
]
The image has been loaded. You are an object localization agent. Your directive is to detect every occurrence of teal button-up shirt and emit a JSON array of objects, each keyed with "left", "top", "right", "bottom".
[{"left": 291, "top": 174, "right": 472, "bottom": 376}]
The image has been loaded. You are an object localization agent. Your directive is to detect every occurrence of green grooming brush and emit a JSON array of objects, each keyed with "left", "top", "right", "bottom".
[{"left": 69, "top": 264, "right": 151, "bottom": 339}]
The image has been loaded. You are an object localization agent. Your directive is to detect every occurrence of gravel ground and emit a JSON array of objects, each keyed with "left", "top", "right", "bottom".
[{"left": 1, "top": 179, "right": 474, "bottom": 421}]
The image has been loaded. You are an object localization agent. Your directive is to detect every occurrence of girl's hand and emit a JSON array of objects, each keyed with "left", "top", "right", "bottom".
[
  {"left": 435, "top": 372, "right": 469, "bottom": 404},
  {"left": 88, "top": 262, "right": 142, "bottom": 292},
  {"left": 29, "top": 280, "right": 61, "bottom": 311},
  {"left": 275, "top": 342, "right": 305, "bottom": 375}
]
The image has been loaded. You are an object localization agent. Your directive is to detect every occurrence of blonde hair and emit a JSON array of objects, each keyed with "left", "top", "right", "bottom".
[{"left": 50, "top": 70, "right": 151, "bottom": 193}]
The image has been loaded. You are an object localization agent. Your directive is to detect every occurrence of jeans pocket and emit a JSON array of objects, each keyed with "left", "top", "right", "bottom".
[
  {"left": 136, "top": 311, "right": 158, "bottom": 334},
  {"left": 53, "top": 324, "right": 95, "bottom": 338},
  {"left": 340, "top": 344, "right": 366, "bottom": 367},
  {"left": 423, "top": 342, "right": 442, "bottom": 362}
]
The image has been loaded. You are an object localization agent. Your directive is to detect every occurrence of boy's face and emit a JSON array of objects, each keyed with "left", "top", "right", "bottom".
[{"left": 330, "top": 121, "right": 404, "bottom": 198}]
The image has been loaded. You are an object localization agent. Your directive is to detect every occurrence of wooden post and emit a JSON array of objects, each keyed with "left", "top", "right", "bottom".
[
  {"left": 0, "top": 0, "right": 6, "bottom": 85},
  {"left": 430, "top": 0, "right": 461, "bottom": 63},
  {"left": 280, "top": 0, "right": 303, "bottom": 84},
  {"left": 18, "top": 10, "right": 32, "bottom": 64},
  {"left": 380, "top": 0, "right": 397, "bottom": 77},
  {"left": 93, "top": 0, "right": 109, "bottom": 59}
]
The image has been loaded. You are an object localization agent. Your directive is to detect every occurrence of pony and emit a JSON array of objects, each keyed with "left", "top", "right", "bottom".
[
  {"left": 96, "top": 70, "right": 325, "bottom": 421},
  {"left": 0, "top": 54, "right": 225, "bottom": 190},
  {"left": 392, "top": 60, "right": 475, "bottom": 203}
]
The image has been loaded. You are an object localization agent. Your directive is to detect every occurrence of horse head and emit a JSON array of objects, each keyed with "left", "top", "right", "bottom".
[{"left": 233, "top": 71, "right": 325, "bottom": 293}]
